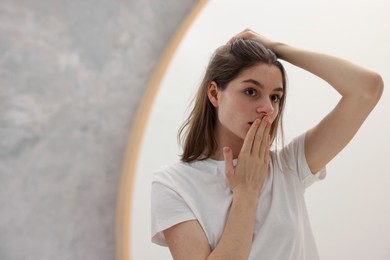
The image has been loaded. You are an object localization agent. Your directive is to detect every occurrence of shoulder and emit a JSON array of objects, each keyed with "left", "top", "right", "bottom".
[
  {"left": 154, "top": 161, "right": 186, "bottom": 175},
  {"left": 153, "top": 158, "right": 226, "bottom": 193},
  {"left": 270, "top": 133, "right": 306, "bottom": 167},
  {"left": 154, "top": 159, "right": 221, "bottom": 177},
  {"left": 153, "top": 161, "right": 188, "bottom": 183},
  {"left": 153, "top": 159, "right": 213, "bottom": 185},
  {"left": 270, "top": 132, "right": 326, "bottom": 187}
]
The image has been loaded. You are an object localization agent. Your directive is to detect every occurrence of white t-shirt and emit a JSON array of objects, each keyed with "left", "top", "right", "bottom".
[{"left": 151, "top": 133, "right": 326, "bottom": 260}]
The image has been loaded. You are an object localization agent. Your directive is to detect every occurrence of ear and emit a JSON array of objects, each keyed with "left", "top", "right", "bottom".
[{"left": 207, "top": 81, "right": 219, "bottom": 108}]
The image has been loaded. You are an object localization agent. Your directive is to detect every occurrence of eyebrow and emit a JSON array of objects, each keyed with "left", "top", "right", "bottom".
[{"left": 242, "top": 79, "right": 284, "bottom": 92}]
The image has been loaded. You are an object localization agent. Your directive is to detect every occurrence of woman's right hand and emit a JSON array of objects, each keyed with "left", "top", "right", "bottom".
[
  {"left": 223, "top": 115, "right": 271, "bottom": 198},
  {"left": 165, "top": 116, "right": 272, "bottom": 260}
]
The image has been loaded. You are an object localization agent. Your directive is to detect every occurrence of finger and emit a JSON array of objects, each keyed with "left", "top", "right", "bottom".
[
  {"left": 227, "top": 29, "right": 254, "bottom": 44},
  {"left": 240, "top": 118, "right": 260, "bottom": 154},
  {"left": 237, "top": 30, "right": 253, "bottom": 40},
  {"left": 260, "top": 134, "right": 271, "bottom": 164},
  {"left": 263, "top": 135, "right": 270, "bottom": 164},
  {"left": 252, "top": 116, "right": 269, "bottom": 155},
  {"left": 234, "top": 29, "right": 255, "bottom": 41},
  {"left": 223, "top": 147, "right": 234, "bottom": 179},
  {"left": 227, "top": 36, "right": 236, "bottom": 45},
  {"left": 259, "top": 121, "right": 271, "bottom": 160}
]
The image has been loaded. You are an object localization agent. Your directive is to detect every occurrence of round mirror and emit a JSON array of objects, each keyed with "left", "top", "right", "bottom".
[{"left": 127, "top": 0, "right": 390, "bottom": 259}]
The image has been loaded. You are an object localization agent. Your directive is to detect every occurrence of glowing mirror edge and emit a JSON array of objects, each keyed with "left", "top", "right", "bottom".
[{"left": 115, "top": 1, "right": 209, "bottom": 259}]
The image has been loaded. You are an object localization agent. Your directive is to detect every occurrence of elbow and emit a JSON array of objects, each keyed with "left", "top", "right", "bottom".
[
  {"left": 366, "top": 72, "right": 384, "bottom": 102},
  {"left": 376, "top": 74, "right": 384, "bottom": 97},
  {"left": 358, "top": 72, "right": 384, "bottom": 107}
]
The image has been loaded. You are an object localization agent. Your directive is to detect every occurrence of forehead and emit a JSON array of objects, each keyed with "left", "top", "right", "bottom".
[{"left": 239, "top": 63, "right": 283, "bottom": 83}]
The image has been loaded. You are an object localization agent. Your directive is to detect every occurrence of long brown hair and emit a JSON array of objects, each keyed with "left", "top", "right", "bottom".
[{"left": 178, "top": 39, "right": 287, "bottom": 163}]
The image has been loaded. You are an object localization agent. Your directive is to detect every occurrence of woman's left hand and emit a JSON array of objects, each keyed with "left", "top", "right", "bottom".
[{"left": 228, "top": 28, "right": 276, "bottom": 50}]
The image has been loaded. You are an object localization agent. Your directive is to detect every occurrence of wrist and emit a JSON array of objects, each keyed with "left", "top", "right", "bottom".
[
  {"left": 232, "top": 186, "right": 259, "bottom": 206},
  {"left": 269, "top": 41, "right": 287, "bottom": 59}
]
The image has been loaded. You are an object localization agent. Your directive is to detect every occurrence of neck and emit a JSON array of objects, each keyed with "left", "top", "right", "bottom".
[{"left": 211, "top": 127, "right": 243, "bottom": 161}]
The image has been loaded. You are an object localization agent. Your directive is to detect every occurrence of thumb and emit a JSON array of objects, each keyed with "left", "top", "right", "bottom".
[{"left": 223, "top": 147, "right": 234, "bottom": 179}]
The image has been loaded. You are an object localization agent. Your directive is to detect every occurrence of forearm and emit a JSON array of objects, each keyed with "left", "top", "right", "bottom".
[
  {"left": 271, "top": 42, "right": 383, "bottom": 100},
  {"left": 208, "top": 190, "right": 258, "bottom": 260},
  {"left": 269, "top": 41, "right": 383, "bottom": 172}
]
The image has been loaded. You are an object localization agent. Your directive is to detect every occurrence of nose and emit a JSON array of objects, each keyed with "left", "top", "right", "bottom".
[{"left": 256, "top": 97, "right": 274, "bottom": 116}]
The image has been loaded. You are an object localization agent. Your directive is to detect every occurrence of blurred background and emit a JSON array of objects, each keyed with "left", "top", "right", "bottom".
[{"left": 0, "top": 0, "right": 197, "bottom": 259}]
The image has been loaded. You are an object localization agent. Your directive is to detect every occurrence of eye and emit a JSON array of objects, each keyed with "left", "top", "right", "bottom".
[
  {"left": 244, "top": 88, "right": 257, "bottom": 97},
  {"left": 270, "top": 94, "right": 282, "bottom": 103}
]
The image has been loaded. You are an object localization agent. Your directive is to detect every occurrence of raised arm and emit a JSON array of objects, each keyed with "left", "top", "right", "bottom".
[{"left": 231, "top": 29, "right": 384, "bottom": 173}]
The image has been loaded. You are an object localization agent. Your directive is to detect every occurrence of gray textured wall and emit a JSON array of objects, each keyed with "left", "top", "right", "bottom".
[{"left": 0, "top": 0, "right": 197, "bottom": 259}]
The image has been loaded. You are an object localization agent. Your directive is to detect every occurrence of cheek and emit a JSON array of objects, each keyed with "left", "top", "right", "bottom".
[{"left": 220, "top": 98, "right": 245, "bottom": 114}]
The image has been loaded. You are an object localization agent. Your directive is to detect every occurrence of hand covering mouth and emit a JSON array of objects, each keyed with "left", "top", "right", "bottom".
[{"left": 248, "top": 115, "right": 269, "bottom": 125}]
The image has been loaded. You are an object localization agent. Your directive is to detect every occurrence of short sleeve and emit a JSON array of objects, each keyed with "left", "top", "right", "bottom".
[
  {"left": 297, "top": 133, "right": 326, "bottom": 188},
  {"left": 151, "top": 181, "right": 196, "bottom": 246},
  {"left": 275, "top": 133, "right": 326, "bottom": 190}
]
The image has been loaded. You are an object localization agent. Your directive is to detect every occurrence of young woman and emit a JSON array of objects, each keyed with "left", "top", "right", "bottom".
[{"left": 151, "top": 29, "right": 383, "bottom": 260}]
